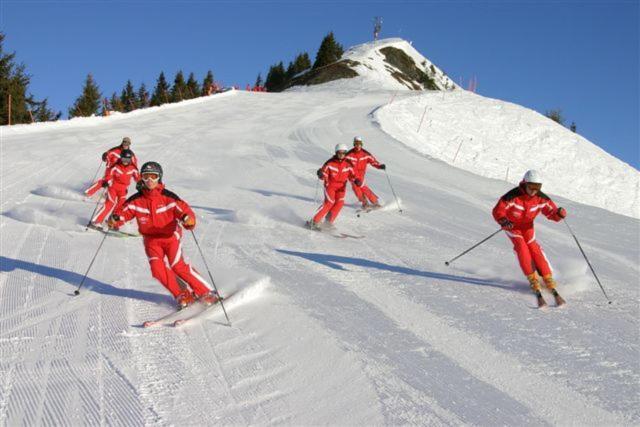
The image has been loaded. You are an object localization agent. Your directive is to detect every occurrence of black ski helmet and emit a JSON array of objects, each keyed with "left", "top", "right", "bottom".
[
  {"left": 140, "top": 161, "right": 163, "bottom": 181},
  {"left": 120, "top": 149, "right": 134, "bottom": 163}
]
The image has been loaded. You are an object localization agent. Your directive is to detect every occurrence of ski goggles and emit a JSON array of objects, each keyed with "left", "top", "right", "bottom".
[
  {"left": 525, "top": 182, "right": 542, "bottom": 191},
  {"left": 353, "top": 141, "right": 363, "bottom": 147},
  {"left": 141, "top": 173, "right": 160, "bottom": 182},
  {"left": 336, "top": 151, "right": 347, "bottom": 157}
]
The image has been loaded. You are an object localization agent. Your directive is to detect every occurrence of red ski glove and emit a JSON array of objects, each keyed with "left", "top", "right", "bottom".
[
  {"left": 182, "top": 214, "right": 196, "bottom": 230},
  {"left": 557, "top": 207, "right": 567, "bottom": 219}
]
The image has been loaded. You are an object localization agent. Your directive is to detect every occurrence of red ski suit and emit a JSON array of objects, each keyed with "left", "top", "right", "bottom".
[
  {"left": 85, "top": 146, "right": 139, "bottom": 197},
  {"left": 92, "top": 162, "right": 139, "bottom": 224},
  {"left": 492, "top": 183, "right": 563, "bottom": 277},
  {"left": 346, "top": 147, "right": 382, "bottom": 204},
  {"left": 112, "top": 184, "right": 212, "bottom": 298},
  {"left": 313, "top": 156, "right": 359, "bottom": 224}
]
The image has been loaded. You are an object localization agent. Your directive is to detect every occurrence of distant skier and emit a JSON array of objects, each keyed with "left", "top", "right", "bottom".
[
  {"left": 309, "top": 144, "right": 362, "bottom": 229},
  {"left": 345, "top": 136, "right": 386, "bottom": 209},
  {"left": 492, "top": 170, "right": 567, "bottom": 307},
  {"left": 85, "top": 137, "right": 138, "bottom": 197},
  {"left": 108, "top": 161, "right": 219, "bottom": 309},
  {"left": 89, "top": 149, "right": 139, "bottom": 228}
]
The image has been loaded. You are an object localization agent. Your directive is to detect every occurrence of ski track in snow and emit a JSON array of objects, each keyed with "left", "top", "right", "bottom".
[{"left": 1, "top": 82, "right": 638, "bottom": 425}]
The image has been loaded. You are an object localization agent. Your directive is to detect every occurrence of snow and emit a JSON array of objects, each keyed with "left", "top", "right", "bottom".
[{"left": 1, "top": 40, "right": 638, "bottom": 425}]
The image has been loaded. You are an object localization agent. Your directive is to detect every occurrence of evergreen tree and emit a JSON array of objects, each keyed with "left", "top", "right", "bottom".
[
  {"left": 312, "top": 32, "right": 344, "bottom": 69},
  {"left": 0, "top": 32, "right": 60, "bottom": 124},
  {"left": 570, "top": 122, "right": 577, "bottom": 133},
  {"left": 68, "top": 73, "right": 102, "bottom": 118},
  {"left": 186, "top": 72, "right": 200, "bottom": 99},
  {"left": 109, "top": 92, "right": 124, "bottom": 112},
  {"left": 544, "top": 109, "right": 565, "bottom": 126},
  {"left": 265, "top": 62, "right": 286, "bottom": 92},
  {"left": 171, "top": 70, "right": 187, "bottom": 102},
  {"left": 120, "top": 80, "right": 137, "bottom": 112},
  {"left": 33, "top": 98, "right": 61, "bottom": 122},
  {"left": 254, "top": 73, "right": 263, "bottom": 88},
  {"left": 201, "top": 70, "right": 214, "bottom": 95},
  {"left": 150, "top": 72, "right": 170, "bottom": 106},
  {"left": 137, "top": 83, "right": 149, "bottom": 108},
  {"left": 285, "top": 52, "right": 312, "bottom": 81}
]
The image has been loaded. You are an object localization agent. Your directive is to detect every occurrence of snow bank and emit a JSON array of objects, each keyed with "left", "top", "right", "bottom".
[{"left": 375, "top": 90, "right": 640, "bottom": 218}]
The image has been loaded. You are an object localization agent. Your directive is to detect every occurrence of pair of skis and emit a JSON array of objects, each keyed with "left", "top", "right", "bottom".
[
  {"left": 87, "top": 223, "right": 140, "bottom": 238},
  {"left": 143, "top": 292, "right": 233, "bottom": 328}
]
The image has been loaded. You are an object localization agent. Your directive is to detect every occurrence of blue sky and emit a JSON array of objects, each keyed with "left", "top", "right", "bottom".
[{"left": 2, "top": 0, "right": 638, "bottom": 168}]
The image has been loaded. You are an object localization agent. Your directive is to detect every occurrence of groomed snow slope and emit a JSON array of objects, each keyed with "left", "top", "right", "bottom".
[{"left": 1, "top": 88, "right": 638, "bottom": 425}]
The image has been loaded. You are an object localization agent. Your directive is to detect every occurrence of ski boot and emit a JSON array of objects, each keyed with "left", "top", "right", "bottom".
[
  {"left": 306, "top": 220, "right": 321, "bottom": 231},
  {"left": 176, "top": 290, "right": 196, "bottom": 310},
  {"left": 527, "top": 273, "right": 547, "bottom": 308},
  {"left": 199, "top": 291, "right": 221, "bottom": 306},
  {"left": 543, "top": 275, "right": 566, "bottom": 306}
]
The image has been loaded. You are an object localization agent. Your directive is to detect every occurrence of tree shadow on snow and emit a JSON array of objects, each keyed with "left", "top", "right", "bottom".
[
  {"left": 276, "top": 249, "right": 519, "bottom": 292},
  {"left": 0, "top": 255, "right": 173, "bottom": 305},
  {"left": 241, "top": 187, "right": 315, "bottom": 203}
]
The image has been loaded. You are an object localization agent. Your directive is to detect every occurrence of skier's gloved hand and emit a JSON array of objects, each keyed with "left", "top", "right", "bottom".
[
  {"left": 107, "top": 215, "right": 119, "bottom": 230},
  {"left": 557, "top": 207, "right": 567, "bottom": 219},
  {"left": 182, "top": 214, "right": 196, "bottom": 230},
  {"left": 136, "top": 180, "right": 144, "bottom": 192},
  {"left": 378, "top": 164, "right": 386, "bottom": 170},
  {"left": 101, "top": 181, "right": 109, "bottom": 188},
  {"left": 498, "top": 218, "right": 513, "bottom": 230},
  {"left": 354, "top": 178, "right": 363, "bottom": 187},
  {"left": 316, "top": 169, "right": 323, "bottom": 179}
]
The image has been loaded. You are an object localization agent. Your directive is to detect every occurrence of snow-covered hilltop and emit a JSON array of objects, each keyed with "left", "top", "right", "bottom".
[
  {"left": 289, "top": 38, "right": 457, "bottom": 92},
  {"left": 1, "top": 39, "right": 638, "bottom": 425}
]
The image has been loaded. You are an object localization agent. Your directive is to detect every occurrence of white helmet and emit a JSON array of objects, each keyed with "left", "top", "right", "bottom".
[
  {"left": 523, "top": 170, "right": 542, "bottom": 184},
  {"left": 353, "top": 136, "right": 363, "bottom": 143},
  {"left": 335, "top": 143, "right": 349, "bottom": 153}
]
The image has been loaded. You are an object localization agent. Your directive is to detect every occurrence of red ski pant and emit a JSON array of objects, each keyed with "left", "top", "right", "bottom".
[
  {"left": 313, "top": 184, "right": 346, "bottom": 224},
  {"left": 505, "top": 228, "right": 552, "bottom": 277},
  {"left": 351, "top": 179, "right": 378, "bottom": 205},
  {"left": 144, "top": 232, "right": 212, "bottom": 298},
  {"left": 92, "top": 185, "right": 127, "bottom": 224}
]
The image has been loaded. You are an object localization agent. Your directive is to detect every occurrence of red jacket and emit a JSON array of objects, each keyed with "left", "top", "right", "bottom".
[
  {"left": 492, "top": 182, "right": 562, "bottom": 230},
  {"left": 102, "top": 146, "right": 139, "bottom": 169},
  {"left": 107, "top": 162, "right": 139, "bottom": 189},
  {"left": 319, "top": 156, "right": 357, "bottom": 188},
  {"left": 345, "top": 148, "right": 382, "bottom": 178},
  {"left": 114, "top": 184, "right": 195, "bottom": 238}
]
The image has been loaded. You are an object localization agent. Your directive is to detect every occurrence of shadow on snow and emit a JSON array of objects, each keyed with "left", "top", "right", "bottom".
[
  {"left": 0, "top": 255, "right": 172, "bottom": 305},
  {"left": 276, "top": 249, "right": 519, "bottom": 292}
]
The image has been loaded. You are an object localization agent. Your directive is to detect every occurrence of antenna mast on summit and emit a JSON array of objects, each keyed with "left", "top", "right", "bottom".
[{"left": 373, "top": 16, "right": 382, "bottom": 41}]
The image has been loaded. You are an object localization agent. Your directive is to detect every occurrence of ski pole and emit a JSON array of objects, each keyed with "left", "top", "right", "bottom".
[
  {"left": 384, "top": 170, "right": 403, "bottom": 213},
  {"left": 189, "top": 229, "right": 231, "bottom": 325},
  {"left": 74, "top": 232, "right": 108, "bottom": 295},
  {"left": 563, "top": 219, "right": 612, "bottom": 304},
  {"left": 89, "top": 161, "right": 103, "bottom": 184},
  {"left": 85, "top": 187, "right": 107, "bottom": 230},
  {"left": 445, "top": 229, "right": 502, "bottom": 266}
]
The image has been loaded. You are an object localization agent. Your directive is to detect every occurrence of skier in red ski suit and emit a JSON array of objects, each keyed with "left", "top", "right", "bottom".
[
  {"left": 345, "top": 136, "right": 386, "bottom": 208},
  {"left": 90, "top": 149, "right": 139, "bottom": 226},
  {"left": 108, "top": 161, "right": 218, "bottom": 309},
  {"left": 492, "top": 170, "right": 567, "bottom": 306},
  {"left": 85, "top": 137, "right": 138, "bottom": 197},
  {"left": 311, "top": 144, "right": 362, "bottom": 228}
]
